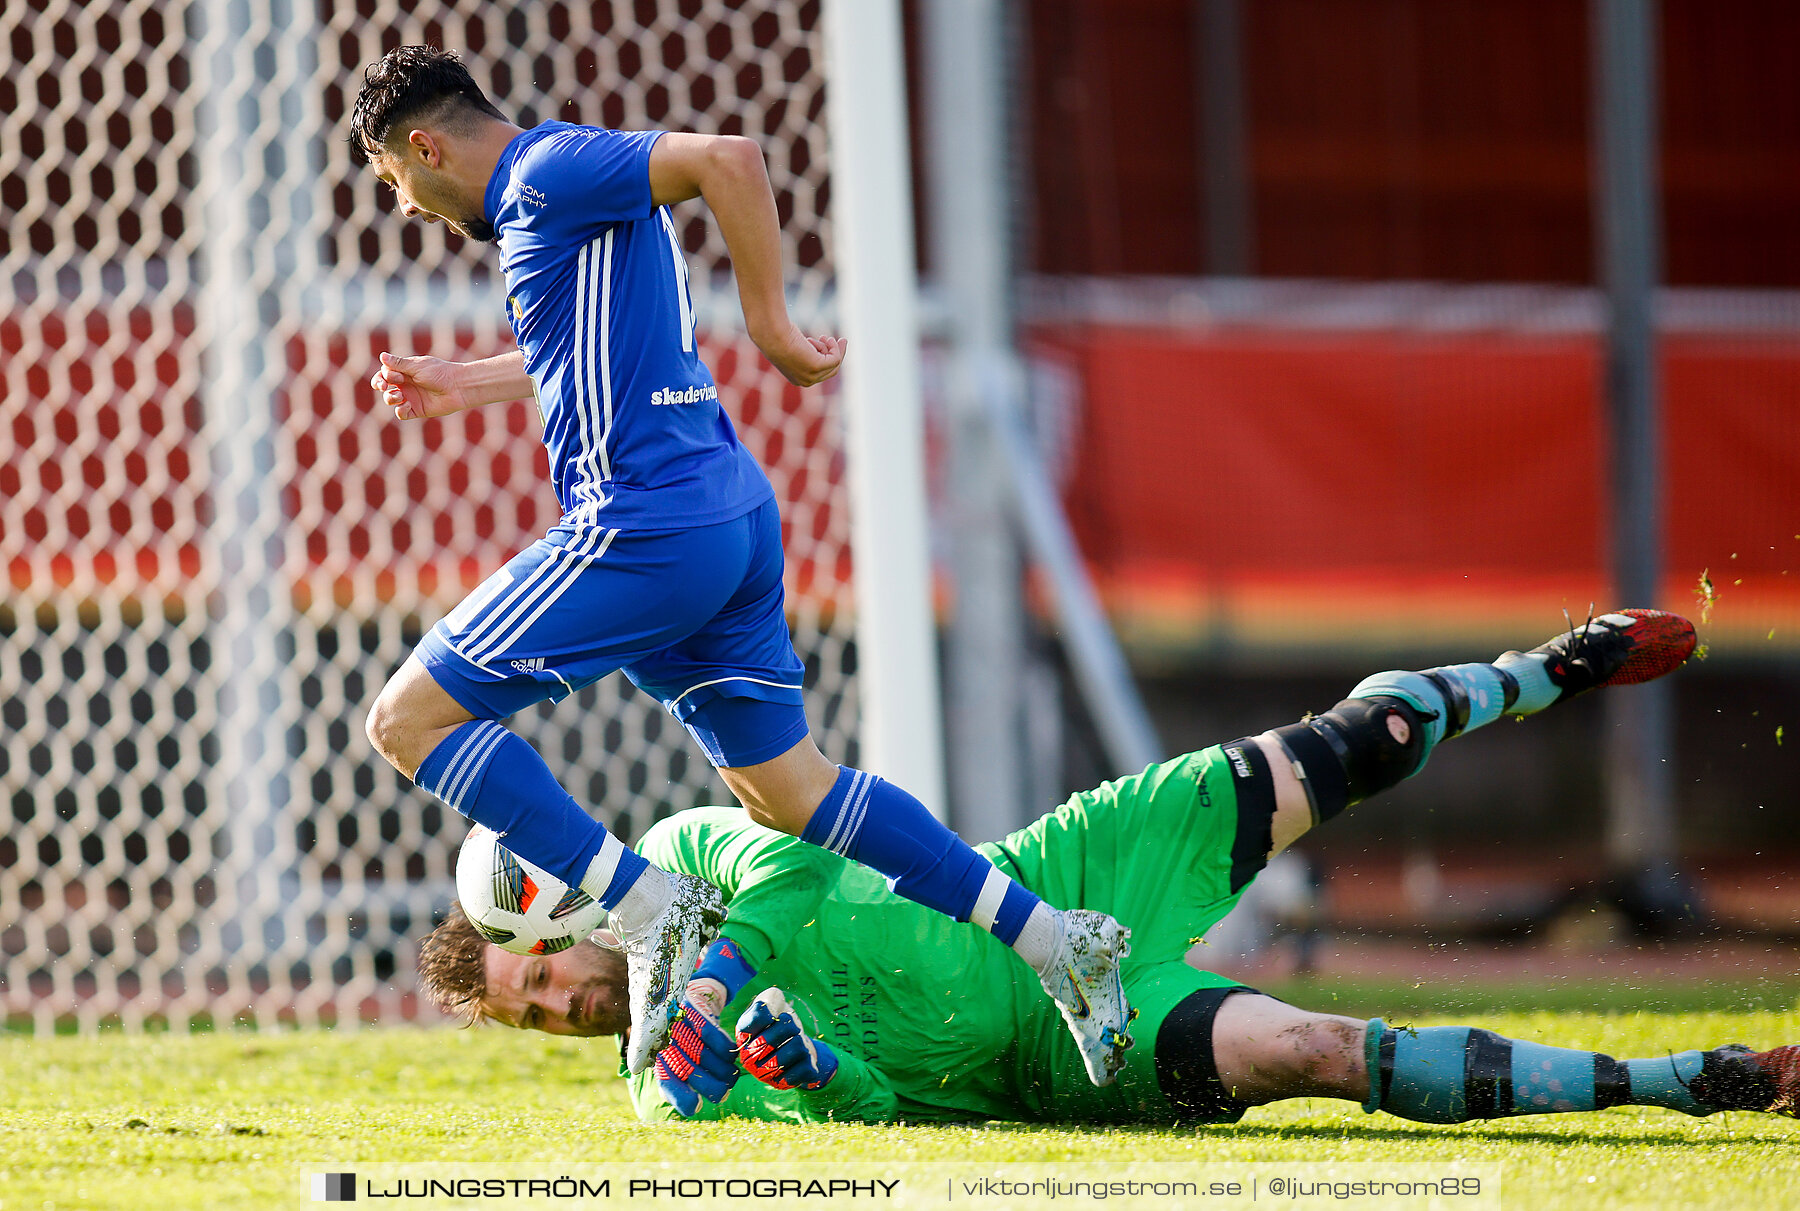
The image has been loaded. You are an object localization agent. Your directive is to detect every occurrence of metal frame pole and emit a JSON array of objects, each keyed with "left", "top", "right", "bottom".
[
  {"left": 822, "top": 0, "right": 948, "bottom": 817},
  {"left": 922, "top": 0, "right": 1031, "bottom": 839},
  {"left": 1592, "top": 0, "right": 1684, "bottom": 920},
  {"left": 1194, "top": 0, "right": 1254, "bottom": 276}
]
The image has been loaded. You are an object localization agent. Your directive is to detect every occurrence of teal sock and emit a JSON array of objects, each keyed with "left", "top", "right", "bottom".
[
  {"left": 1622, "top": 1054, "right": 1711, "bottom": 1116},
  {"left": 1347, "top": 645, "right": 1559, "bottom": 776},
  {"left": 1363, "top": 1021, "right": 1711, "bottom": 1122},
  {"left": 1493, "top": 649, "right": 1560, "bottom": 714},
  {"left": 1280, "top": 637, "right": 1601, "bottom": 820}
]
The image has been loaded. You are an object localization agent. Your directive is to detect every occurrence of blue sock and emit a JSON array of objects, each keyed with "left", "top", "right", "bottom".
[
  {"left": 417, "top": 720, "right": 649, "bottom": 910},
  {"left": 801, "top": 766, "right": 1042, "bottom": 946},
  {"left": 1364, "top": 1020, "right": 1711, "bottom": 1121}
]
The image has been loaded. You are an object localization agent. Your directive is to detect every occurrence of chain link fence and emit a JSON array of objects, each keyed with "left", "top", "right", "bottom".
[{"left": 1, "top": 0, "right": 860, "bottom": 1031}]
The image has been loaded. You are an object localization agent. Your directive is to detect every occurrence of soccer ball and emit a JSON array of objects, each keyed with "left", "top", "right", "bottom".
[{"left": 455, "top": 824, "right": 609, "bottom": 955}]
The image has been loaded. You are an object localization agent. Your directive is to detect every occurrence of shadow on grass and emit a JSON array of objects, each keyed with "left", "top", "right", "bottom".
[
  {"left": 1191, "top": 1120, "right": 1735, "bottom": 1147},
  {"left": 967, "top": 1118, "right": 1790, "bottom": 1148}
]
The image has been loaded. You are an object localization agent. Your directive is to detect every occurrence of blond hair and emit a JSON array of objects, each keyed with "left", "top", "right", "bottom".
[{"left": 417, "top": 904, "right": 489, "bottom": 1027}]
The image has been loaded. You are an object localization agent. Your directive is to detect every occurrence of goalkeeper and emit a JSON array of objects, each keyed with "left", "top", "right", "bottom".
[{"left": 419, "top": 610, "right": 1800, "bottom": 1125}]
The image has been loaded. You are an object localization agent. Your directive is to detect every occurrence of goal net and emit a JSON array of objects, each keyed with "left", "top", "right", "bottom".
[{"left": 1, "top": 1, "right": 860, "bottom": 1030}]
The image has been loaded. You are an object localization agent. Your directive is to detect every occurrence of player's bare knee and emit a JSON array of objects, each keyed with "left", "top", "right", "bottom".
[
  {"left": 1214, "top": 995, "right": 1367, "bottom": 1103},
  {"left": 364, "top": 685, "right": 413, "bottom": 772},
  {"left": 366, "top": 658, "right": 477, "bottom": 777},
  {"left": 1235, "top": 1015, "right": 1365, "bottom": 1102},
  {"left": 1272, "top": 1015, "right": 1367, "bottom": 1096},
  {"left": 365, "top": 671, "right": 448, "bottom": 776}
]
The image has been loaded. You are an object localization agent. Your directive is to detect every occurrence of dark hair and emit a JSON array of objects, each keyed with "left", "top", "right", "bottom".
[
  {"left": 348, "top": 46, "right": 508, "bottom": 164},
  {"left": 416, "top": 903, "right": 490, "bottom": 1027}
]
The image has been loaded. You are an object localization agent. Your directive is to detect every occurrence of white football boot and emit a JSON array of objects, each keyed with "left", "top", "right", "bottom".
[
  {"left": 619, "top": 873, "right": 726, "bottom": 1074},
  {"left": 1040, "top": 909, "right": 1136, "bottom": 1086}
]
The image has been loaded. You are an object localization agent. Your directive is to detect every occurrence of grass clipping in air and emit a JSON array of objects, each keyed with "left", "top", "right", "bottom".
[{"left": 4, "top": 1005, "right": 1798, "bottom": 1210}]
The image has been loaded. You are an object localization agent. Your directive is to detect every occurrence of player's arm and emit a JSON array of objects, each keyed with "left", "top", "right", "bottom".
[
  {"left": 646, "top": 133, "right": 845, "bottom": 388},
  {"left": 651, "top": 938, "right": 755, "bottom": 1117},
  {"left": 636, "top": 813, "right": 834, "bottom": 1113},
  {"left": 632, "top": 988, "right": 901, "bottom": 1124},
  {"left": 369, "top": 349, "right": 532, "bottom": 420},
  {"left": 735, "top": 988, "right": 899, "bottom": 1122},
  {"left": 632, "top": 1050, "right": 900, "bottom": 1124}
]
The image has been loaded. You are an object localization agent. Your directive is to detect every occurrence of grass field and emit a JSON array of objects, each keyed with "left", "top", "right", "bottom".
[{"left": 5, "top": 993, "right": 1798, "bottom": 1211}]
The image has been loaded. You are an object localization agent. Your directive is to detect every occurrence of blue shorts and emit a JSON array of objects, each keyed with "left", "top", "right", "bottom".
[{"left": 416, "top": 499, "right": 810, "bottom": 768}]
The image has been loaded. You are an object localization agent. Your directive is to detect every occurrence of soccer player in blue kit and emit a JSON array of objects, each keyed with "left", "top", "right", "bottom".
[{"left": 347, "top": 47, "right": 1132, "bottom": 1084}]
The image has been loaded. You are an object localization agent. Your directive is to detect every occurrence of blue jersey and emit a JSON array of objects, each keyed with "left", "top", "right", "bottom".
[{"left": 483, "top": 122, "right": 773, "bottom": 530}]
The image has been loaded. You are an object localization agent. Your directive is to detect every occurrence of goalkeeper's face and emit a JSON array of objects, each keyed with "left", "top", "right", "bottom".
[{"left": 481, "top": 938, "right": 629, "bottom": 1037}]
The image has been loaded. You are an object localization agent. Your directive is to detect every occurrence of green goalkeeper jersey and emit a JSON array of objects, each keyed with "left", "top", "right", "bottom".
[{"left": 623, "top": 748, "right": 1253, "bottom": 1125}]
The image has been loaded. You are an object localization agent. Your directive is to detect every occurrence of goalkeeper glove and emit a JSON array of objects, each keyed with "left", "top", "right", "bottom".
[
  {"left": 654, "top": 938, "right": 757, "bottom": 1117},
  {"left": 735, "top": 988, "right": 840, "bottom": 1091}
]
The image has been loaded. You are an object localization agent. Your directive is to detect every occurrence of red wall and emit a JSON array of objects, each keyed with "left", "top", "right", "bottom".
[{"left": 1036, "top": 323, "right": 1800, "bottom": 649}]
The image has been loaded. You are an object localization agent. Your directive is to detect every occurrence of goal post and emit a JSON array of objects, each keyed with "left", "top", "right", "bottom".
[
  {"left": 822, "top": 0, "right": 947, "bottom": 818},
  {"left": 0, "top": 1, "right": 938, "bottom": 1031}
]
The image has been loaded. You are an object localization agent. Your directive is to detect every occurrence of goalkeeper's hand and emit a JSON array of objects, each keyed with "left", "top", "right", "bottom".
[
  {"left": 653, "top": 978, "right": 739, "bottom": 1117},
  {"left": 735, "top": 988, "right": 840, "bottom": 1091}
]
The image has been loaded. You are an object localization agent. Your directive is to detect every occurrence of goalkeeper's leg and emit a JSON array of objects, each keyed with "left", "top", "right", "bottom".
[
  {"left": 1238, "top": 609, "right": 1695, "bottom": 859},
  {"left": 1167, "top": 991, "right": 1799, "bottom": 1122}
]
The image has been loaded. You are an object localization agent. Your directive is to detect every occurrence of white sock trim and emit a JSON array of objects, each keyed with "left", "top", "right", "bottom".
[
  {"left": 579, "top": 832, "right": 627, "bottom": 902},
  {"left": 969, "top": 866, "right": 1011, "bottom": 932},
  {"left": 605, "top": 863, "right": 674, "bottom": 942},
  {"left": 1012, "top": 903, "right": 1062, "bottom": 977}
]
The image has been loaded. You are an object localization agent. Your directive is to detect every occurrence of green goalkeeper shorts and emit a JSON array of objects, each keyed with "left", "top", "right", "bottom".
[{"left": 987, "top": 744, "right": 1268, "bottom": 1122}]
